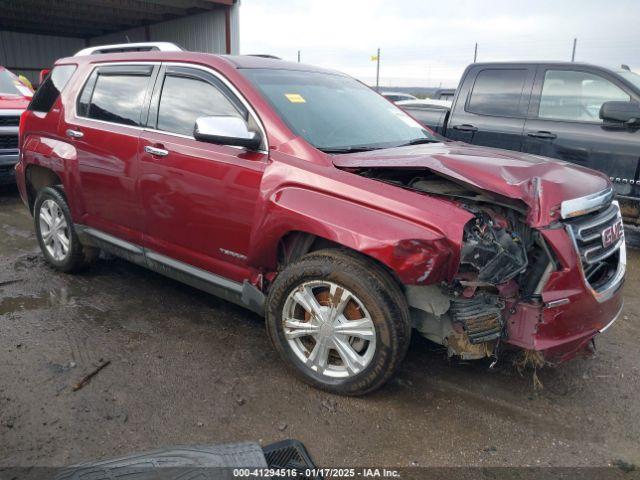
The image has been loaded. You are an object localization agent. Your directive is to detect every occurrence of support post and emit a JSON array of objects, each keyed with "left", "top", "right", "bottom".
[{"left": 375, "top": 47, "right": 380, "bottom": 92}]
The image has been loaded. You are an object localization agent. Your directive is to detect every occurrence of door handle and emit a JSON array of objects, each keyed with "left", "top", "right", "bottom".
[
  {"left": 452, "top": 124, "right": 478, "bottom": 132},
  {"left": 65, "top": 128, "right": 84, "bottom": 139},
  {"left": 527, "top": 131, "right": 557, "bottom": 140},
  {"left": 144, "top": 145, "right": 169, "bottom": 157}
]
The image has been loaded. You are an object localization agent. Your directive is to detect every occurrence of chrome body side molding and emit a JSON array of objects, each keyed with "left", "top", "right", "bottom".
[
  {"left": 145, "top": 250, "right": 243, "bottom": 294},
  {"left": 76, "top": 225, "right": 264, "bottom": 315},
  {"left": 82, "top": 227, "right": 143, "bottom": 254}
]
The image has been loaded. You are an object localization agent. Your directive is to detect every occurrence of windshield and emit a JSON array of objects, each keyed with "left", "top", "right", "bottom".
[
  {"left": 617, "top": 70, "right": 640, "bottom": 91},
  {"left": 241, "top": 68, "right": 437, "bottom": 152},
  {"left": 0, "top": 69, "right": 31, "bottom": 97}
]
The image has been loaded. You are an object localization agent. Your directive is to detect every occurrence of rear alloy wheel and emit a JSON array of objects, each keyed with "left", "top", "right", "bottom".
[
  {"left": 39, "top": 199, "right": 70, "bottom": 262},
  {"left": 34, "top": 187, "right": 98, "bottom": 272},
  {"left": 266, "top": 249, "right": 411, "bottom": 395}
]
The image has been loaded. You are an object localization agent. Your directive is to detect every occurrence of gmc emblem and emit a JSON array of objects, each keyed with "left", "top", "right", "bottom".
[{"left": 601, "top": 219, "right": 624, "bottom": 249}]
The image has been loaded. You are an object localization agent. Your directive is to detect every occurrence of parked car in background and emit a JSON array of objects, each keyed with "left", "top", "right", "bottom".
[
  {"left": 18, "top": 44, "right": 625, "bottom": 395},
  {"left": 430, "top": 88, "right": 456, "bottom": 101},
  {"left": 397, "top": 98, "right": 452, "bottom": 109},
  {"left": 381, "top": 91, "right": 417, "bottom": 103},
  {"left": 0, "top": 66, "right": 32, "bottom": 185},
  {"left": 400, "top": 62, "right": 640, "bottom": 236}
]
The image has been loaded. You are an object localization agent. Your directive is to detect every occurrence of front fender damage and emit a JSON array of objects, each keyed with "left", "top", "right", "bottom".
[{"left": 366, "top": 238, "right": 456, "bottom": 285}]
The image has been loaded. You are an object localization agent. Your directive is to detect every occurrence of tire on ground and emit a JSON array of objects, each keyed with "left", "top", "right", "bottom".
[{"left": 266, "top": 248, "right": 411, "bottom": 395}]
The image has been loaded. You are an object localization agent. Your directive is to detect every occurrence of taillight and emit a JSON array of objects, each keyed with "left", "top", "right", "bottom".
[{"left": 18, "top": 110, "right": 29, "bottom": 149}]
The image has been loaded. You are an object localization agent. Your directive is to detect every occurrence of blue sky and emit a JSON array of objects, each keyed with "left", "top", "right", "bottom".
[{"left": 240, "top": 0, "right": 640, "bottom": 87}]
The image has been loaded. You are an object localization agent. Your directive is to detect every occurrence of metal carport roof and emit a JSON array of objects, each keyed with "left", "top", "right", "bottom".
[{"left": 0, "top": 0, "right": 234, "bottom": 39}]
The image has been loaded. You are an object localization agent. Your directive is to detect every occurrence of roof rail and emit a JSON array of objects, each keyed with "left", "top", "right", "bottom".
[
  {"left": 245, "top": 54, "right": 282, "bottom": 60},
  {"left": 74, "top": 42, "right": 183, "bottom": 57}
]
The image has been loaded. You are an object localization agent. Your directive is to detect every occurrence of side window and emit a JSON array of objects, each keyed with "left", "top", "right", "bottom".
[
  {"left": 77, "top": 66, "right": 152, "bottom": 126},
  {"left": 467, "top": 69, "right": 528, "bottom": 117},
  {"left": 156, "top": 74, "right": 243, "bottom": 137},
  {"left": 538, "top": 70, "right": 631, "bottom": 122},
  {"left": 28, "top": 65, "right": 77, "bottom": 113}
]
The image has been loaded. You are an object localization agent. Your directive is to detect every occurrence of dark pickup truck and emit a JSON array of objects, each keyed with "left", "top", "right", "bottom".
[{"left": 402, "top": 62, "right": 640, "bottom": 233}]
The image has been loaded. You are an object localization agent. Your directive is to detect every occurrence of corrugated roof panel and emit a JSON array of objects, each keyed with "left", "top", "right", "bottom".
[
  {"left": 0, "top": 30, "right": 84, "bottom": 82},
  {"left": 149, "top": 10, "right": 229, "bottom": 54}
]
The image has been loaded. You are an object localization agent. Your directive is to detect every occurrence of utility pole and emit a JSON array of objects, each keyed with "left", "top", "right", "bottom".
[
  {"left": 297, "top": 50, "right": 301, "bottom": 63},
  {"left": 375, "top": 47, "right": 381, "bottom": 92},
  {"left": 474, "top": 42, "right": 478, "bottom": 63},
  {"left": 571, "top": 38, "right": 577, "bottom": 62}
]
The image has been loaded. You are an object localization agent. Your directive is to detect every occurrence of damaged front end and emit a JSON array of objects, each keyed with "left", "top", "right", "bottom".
[
  {"left": 357, "top": 167, "right": 625, "bottom": 364},
  {"left": 407, "top": 203, "right": 546, "bottom": 361}
]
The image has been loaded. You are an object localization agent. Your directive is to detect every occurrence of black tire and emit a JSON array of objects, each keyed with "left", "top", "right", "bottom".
[
  {"left": 34, "top": 186, "right": 98, "bottom": 273},
  {"left": 266, "top": 248, "right": 411, "bottom": 396}
]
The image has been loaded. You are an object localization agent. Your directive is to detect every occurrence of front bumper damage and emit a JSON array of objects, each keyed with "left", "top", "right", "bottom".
[
  {"left": 505, "top": 217, "right": 625, "bottom": 362},
  {"left": 407, "top": 197, "right": 626, "bottom": 364}
]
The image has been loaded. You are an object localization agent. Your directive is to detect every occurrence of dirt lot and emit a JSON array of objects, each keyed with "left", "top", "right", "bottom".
[{"left": 1, "top": 184, "right": 639, "bottom": 469}]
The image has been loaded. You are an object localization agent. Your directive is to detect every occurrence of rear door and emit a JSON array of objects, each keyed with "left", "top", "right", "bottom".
[
  {"left": 138, "top": 64, "right": 267, "bottom": 282},
  {"left": 447, "top": 66, "right": 535, "bottom": 151},
  {"left": 62, "top": 64, "right": 158, "bottom": 243},
  {"left": 522, "top": 66, "right": 639, "bottom": 199}
]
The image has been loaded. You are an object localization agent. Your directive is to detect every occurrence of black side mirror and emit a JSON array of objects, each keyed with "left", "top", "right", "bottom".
[
  {"left": 194, "top": 116, "right": 262, "bottom": 150},
  {"left": 599, "top": 101, "right": 640, "bottom": 125}
]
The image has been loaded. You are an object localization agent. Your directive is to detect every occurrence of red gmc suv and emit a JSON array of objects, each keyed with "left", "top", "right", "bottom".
[{"left": 17, "top": 43, "right": 626, "bottom": 395}]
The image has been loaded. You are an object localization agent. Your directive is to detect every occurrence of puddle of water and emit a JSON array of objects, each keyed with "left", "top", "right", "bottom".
[
  {"left": 0, "top": 296, "right": 51, "bottom": 314},
  {"left": 0, "top": 287, "right": 79, "bottom": 315}
]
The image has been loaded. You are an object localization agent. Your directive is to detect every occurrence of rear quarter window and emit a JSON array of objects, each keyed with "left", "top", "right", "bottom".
[{"left": 28, "top": 65, "right": 77, "bottom": 113}]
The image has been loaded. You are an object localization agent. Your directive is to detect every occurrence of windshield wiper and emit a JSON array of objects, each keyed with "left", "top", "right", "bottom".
[
  {"left": 319, "top": 138, "right": 438, "bottom": 154},
  {"left": 395, "top": 138, "right": 439, "bottom": 147},
  {"left": 317, "top": 146, "right": 383, "bottom": 154}
]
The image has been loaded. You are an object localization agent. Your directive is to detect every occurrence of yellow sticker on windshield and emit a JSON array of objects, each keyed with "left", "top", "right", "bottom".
[{"left": 285, "top": 93, "right": 306, "bottom": 103}]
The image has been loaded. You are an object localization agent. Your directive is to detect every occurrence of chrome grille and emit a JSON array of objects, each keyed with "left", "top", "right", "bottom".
[
  {"left": 0, "top": 135, "right": 19, "bottom": 149},
  {"left": 565, "top": 201, "right": 625, "bottom": 295},
  {"left": 0, "top": 116, "right": 19, "bottom": 127},
  {"left": 569, "top": 203, "right": 622, "bottom": 265}
]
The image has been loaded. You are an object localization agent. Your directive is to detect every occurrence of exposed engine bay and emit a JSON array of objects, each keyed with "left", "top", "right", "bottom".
[{"left": 355, "top": 168, "right": 555, "bottom": 360}]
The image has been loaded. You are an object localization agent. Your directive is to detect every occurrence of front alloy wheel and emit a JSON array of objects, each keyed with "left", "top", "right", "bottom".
[
  {"left": 283, "top": 280, "right": 377, "bottom": 378},
  {"left": 266, "top": 249, "right": 412, "bottom": 396}
]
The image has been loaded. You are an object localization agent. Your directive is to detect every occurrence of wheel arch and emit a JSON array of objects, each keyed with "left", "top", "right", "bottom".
[
  {"left": 275, "top": 230, "right": 405, "bottom": 286},
  {"left": 25, "top": 164, "right": 63, "bottom": 213}
]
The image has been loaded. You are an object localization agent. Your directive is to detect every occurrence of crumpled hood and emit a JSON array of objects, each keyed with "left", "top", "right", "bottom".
[{"left": 332, "top": 142, "right": 611, "bottom": 227}]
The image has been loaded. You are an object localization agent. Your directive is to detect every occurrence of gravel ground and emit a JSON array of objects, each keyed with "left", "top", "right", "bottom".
[{"left": 1, "top": 185, "right": 639, "bottom": 469}]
